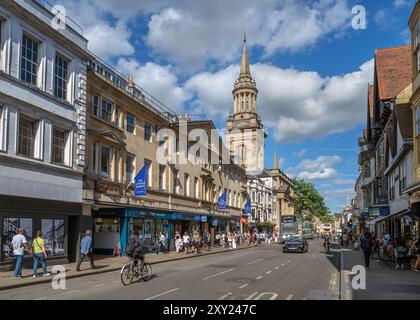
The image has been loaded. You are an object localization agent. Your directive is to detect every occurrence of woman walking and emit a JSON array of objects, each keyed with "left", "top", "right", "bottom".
[
  {"left": 175, "top": 231, "right": 183, "bottom": 253},
  {"left": 183, "top": 231, "right": 190, "bottom": 255},
  {"left": 32, "top": 231, "right": 51, "bottom": 277}
]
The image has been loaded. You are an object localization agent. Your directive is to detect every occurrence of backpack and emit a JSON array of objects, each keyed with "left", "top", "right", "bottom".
[
  {"left": 125, "top": 238, "right": 137, "bottom": 256},
  {"left": 362, "top": 237, "right": 373, "bottom": 250}
]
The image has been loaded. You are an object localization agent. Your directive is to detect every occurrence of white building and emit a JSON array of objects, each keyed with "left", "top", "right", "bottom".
[{"left": 0, "top": 0, "right": 90, "bottom": 267}]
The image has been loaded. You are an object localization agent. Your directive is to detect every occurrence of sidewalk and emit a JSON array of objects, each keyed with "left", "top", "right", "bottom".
[
  {"left": 0, "top": 243, "right": 259, "bottom": 291},
  {"left": 341, "top": 248, "right": 420, "bottom": 300}
]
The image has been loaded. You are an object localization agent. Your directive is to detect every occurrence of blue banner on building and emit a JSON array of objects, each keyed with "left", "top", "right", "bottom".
[
  {"left": 218, "top": 191, "right": 227, "bottom": 209},
  {"left": 244, "top": 198, "right": 252, "bottom": 214},
  {"left": 134, "top": 165, "right": 148, "bottom": 196}
]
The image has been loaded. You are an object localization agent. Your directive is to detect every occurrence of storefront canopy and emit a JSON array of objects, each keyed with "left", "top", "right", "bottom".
[{"left": 366, "top": 210, "right": 409, "bottom": 226}]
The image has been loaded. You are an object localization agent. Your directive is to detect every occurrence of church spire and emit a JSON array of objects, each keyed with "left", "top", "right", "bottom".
[
  {"left": 240, "top": 32, "right": 251, "bottom": 76},
  {"left": 273, "top": 151, "right": 279, "bottom": 170}
]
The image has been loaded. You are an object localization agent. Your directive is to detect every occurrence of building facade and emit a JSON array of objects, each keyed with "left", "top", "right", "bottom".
[
  {"left": 0, "top": 0, "right": 90, "bottom": 267},
  {"left": 84, "top": 57, "right": 248, "bottom": 254}
]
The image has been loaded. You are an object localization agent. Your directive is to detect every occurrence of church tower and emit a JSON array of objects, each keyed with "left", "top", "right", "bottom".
[{"left": 226, "top": 34, "right": 265, "bottom": 174}]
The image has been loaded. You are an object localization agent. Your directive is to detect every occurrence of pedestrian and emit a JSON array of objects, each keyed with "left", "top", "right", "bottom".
[
  {"left": 412, "top": 241, "right": 420, "bottom": 272},
  {"left": 342, "top": 232, "right": 349, "bottom": 249},
  {"left": 11, "top": 228, "right": 29, "bottom": 279},
  {"left": 203, "top": 230, "right": 210, "bottom": 251},
  {"left": 76, "top": 230, "right": 94, "bottom": 271},
  {"left": 232, "top": 233, "right": 237, "bottom": 249},
  {"left": 32, "top": 230, "right": 51, "bottom": 277},
  {"left": 360, "top": 230, "right": 374, "bottom": 270},
  {"left": 183, "top": 231, "right": 190, "bottom": 254},
  {"left": 157, "top": 232, "right": 167, "bottom": 254},
  {"left": 175, "top": 231, "right": 183, "bottom": 253}
]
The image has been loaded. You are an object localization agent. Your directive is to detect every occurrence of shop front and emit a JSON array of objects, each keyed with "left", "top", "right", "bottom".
[
  {"left": 0, "top": 195, "right": 86, "bottom": 269},
  {"left": 93, "top": 208, "right": 208, "bottom": 255}
]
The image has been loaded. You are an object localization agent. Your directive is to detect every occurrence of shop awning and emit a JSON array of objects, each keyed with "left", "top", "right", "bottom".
[{"left": 366, "top": 210, "right": 409, "bottom": 225}]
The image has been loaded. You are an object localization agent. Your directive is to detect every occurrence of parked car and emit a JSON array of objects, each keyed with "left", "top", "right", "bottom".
[{"left": 282, "top": 236, "right": 308, "bottom": 253}]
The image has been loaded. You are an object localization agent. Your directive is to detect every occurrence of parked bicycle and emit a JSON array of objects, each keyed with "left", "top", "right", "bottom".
[{"left": 120, "top": 257, "right": 153, "bottom": 286}]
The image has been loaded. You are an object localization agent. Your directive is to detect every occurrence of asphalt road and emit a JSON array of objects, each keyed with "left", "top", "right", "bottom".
[{"left": 0, "top": 240, "right": 341, "bottom": 300}]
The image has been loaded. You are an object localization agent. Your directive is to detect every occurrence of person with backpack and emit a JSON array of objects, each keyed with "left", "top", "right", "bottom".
[
  {"left": 360, "top": 230, "right": 375, "bottom": 270},
  {"left": 126, "top": 230, "right": 145, "bottom": 270}
]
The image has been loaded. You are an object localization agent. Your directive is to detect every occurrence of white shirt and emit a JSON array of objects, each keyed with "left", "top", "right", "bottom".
[
  {"left": 183, "top": 235, "right": 190, "bottom": 243},
  {"left": 12, "top": 234, "right": 27, "bottom": 256}
]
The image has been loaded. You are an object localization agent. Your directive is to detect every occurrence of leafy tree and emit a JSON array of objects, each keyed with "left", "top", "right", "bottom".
[{"left": 293, "top": 179, "right": 329, "bottom": 220}]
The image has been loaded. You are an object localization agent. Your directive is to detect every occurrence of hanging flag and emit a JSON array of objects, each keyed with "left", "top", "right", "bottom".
[
  {"left": 218, "top": 191, "right": 227, "bottom": 209},
  {"left": 244, "top": 198, "right": 252, "bottom": 214},
  {"left": 134, "top": 165, "right": 148, "bottom": 196}
]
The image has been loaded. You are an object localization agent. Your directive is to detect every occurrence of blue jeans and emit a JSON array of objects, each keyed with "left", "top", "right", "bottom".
[
  {"left": 33, "top": 253, "right": 47, "bottom": 275},
  {"left": 13, "top": 254, "right": 23, "bottom": 278}
]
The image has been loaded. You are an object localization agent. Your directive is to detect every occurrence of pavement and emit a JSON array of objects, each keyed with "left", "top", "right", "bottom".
[
  {"left": 0, "top": 243, "right": 255, "bottom": 291},
  {"left": 341, "top": 248, "right": 420, "bottom": 300},
  {"left": 0, "top": 240, "right": 341, "bottom": 300}
]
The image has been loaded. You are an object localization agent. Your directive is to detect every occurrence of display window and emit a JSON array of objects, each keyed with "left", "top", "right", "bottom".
[
  {"left": 41, "top": 219, "right": 65, "bottom": 256},
  {"left": 2, "top": 217, "right": 33, "bottom": 260}
]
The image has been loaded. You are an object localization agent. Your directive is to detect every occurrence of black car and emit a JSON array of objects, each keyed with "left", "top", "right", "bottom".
[{"left": 282, "top": 236, "right": 308, "bottom": 253}]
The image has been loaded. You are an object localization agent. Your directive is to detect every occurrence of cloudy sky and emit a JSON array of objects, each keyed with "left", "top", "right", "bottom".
[{"left": 53, "top": 0, "right": 415, "bottom": 212}]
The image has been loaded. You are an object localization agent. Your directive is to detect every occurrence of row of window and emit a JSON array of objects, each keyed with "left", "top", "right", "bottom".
[
  {"left": 388, "top": 160, "right": 407, "bottom": 201},
  {"left": 0, "top": 107, "right": 70, "bottom": 166},
  {"left": 92, "top": 94, "right": 151, "bottom": 140},
  {"left": 19, "top": 31, "right": 71, "bottom": 101},
  {"left": 91, "top": 142, "right": 242, "bottom": 206}
]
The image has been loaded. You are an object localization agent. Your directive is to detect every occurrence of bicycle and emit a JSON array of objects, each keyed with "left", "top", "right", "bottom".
[{"left": 120, "top": 257, "right": 153, "bottom": 286}]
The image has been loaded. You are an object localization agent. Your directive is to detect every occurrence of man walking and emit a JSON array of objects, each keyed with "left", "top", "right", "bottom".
[
  {"left": 76, "top": 230, "right": 94, "bottom": 271},
  {"left": 12, "top": 228, "right": 29, "bottom": 279},
  {"left": 361, "top": 230, "right": 375, "bottom": 270}
]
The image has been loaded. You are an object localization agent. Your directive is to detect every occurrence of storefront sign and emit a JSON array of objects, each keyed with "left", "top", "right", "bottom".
[
  {"left": 134, "top": 165, "right": 148, "bottom": 196},
  {"left": 368, "top": 207, "right": 389, "bottom": 217}
]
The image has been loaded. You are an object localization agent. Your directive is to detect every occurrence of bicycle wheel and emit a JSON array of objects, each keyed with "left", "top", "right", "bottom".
[
  {"left": 120, "top": 264, "right": 134, "bottom": 286},
  {"left": 141, "top": 263, "right": 153, "bottom": 281}
]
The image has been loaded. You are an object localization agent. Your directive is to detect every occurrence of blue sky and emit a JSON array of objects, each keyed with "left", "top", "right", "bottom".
[{"left": 56, "top": 0, "right": 415, "bottom": 212}]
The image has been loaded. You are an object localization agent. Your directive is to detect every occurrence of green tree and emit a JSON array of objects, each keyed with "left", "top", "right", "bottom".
[{"left": 293, "top": 179, "right": 329, "bottom": 220}]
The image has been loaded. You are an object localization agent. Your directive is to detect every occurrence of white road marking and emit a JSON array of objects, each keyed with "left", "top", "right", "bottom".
[
  {"left": 266, "top": 271, "right": 272, "bottom": 275},
  {"left": 275, "top": 266, "right": 280, "bottom": 270},
  {"left": 239, "top": 284, "right": 248, "bottom": 289},
  {"left": 34, "top": 296, "right": 47, "bottom": 300},
  {"left": 245, "top": 258, "right": 263, "bottom": 266},
  {"left": 145, "top": 288, "right": 180, "bottom": 300},
  {"left": 286, "top": 294, "right": 293, "bottom": 300},
  {"left": 302, "top": 297, "right": 307, "bottom": 300},
  {"left": 245, "top": 292, "right": 259, "bottom": 300},
  {"left": 203, "top": 268, "right": 235, "bottom": 281},
  {"left": 256, "top": 276, "right": 263, "bottom": 280},
  {"left": 281, "top": 263, "right": 286, "bottom": 266},
  {"left": 93, "top": 284, "right": 105, "bottom": 288},
  {"left": 287, "top": 260, "right": 291, "bottom": 263},
  {"left": 218, "top": 292, "right": 233, "bottom": 300},
  {"left": 254, "top": 292, "right": 279, "bottom": 300},
  {"left": 61, "top": 290, "right": 79, "bottom": 295},
  {"left": 113, "top": 281, "right": 119, "bottom": 284}
]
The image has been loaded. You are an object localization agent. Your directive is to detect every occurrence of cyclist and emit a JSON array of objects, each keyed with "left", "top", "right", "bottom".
[{"left": 126, "top": 230, "right": 145, "bottom": 271}]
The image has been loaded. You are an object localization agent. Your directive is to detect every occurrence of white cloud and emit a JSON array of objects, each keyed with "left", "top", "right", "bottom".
[
  {"left": 115, "top": 59, "right": 191, "bottom": 113},
  {"left": 279, "top": 157, "right": 286, "bottom": 168},
  {"left": 186, "top": 59, "right": 374, "bottom": 142},
  {"left": 285, "top": 155, "right": 342, "bottom": 181},
  {"left": 294, "top": 149, "right": 308, "bottom": 157},
  {"left": 394, "top": 0, "right": 415, "bottom": 8},
  {"left": 56, "top": 0, "right": 135, "bottom": 60}
]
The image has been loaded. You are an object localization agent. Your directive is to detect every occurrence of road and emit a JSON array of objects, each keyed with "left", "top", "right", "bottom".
[{"left": 0, "top": 240, "right": 340, "bottom": 300}]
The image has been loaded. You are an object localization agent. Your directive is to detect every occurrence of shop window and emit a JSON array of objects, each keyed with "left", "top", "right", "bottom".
[
  {"left": 94, "top": 217, "right": 120, "bottom": 233},
  {"left": 41, "top": 219, "right": 64, "bottom": 256},
  {"left": 2, "top": 217, "right": 33, "bottom": 260},
  {"left": 143, "top": 219, "right": 155, "bottom": 246}
]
